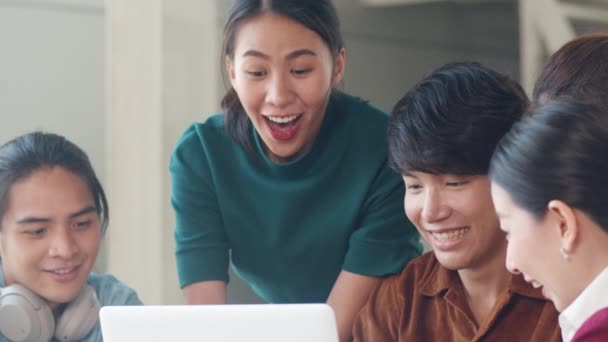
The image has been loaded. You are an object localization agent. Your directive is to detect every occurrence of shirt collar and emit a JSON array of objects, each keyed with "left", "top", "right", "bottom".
[
  {"left": 418, "top": 256, "right": 546, "bottom": 301},
  {"left": 559, "top": 266, "right": 608, "bottom": 342}
]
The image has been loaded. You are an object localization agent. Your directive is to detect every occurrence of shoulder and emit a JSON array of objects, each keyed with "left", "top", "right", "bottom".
[
  {"left": 87, "top": 273, "right": 142, "bottom": 306},
  {"left": 328, "top": 92, "right": 392, "bottom": 160},
  {"left": 170, "top": 114, "right": 235, "bottom": 175},
  {"left": 173, "top": 114, "right": 229, "bottom": 151},
  {"left": 332, "top": 92, "right": 389, "bottom": 130}
]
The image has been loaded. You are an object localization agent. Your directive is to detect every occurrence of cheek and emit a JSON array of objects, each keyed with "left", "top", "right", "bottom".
[
  {"left": 234, "top": 82, "right": 260, "bottom": 110},
  {"left": 81, "top": 230, "right": 102, "bottom": 254},
  {"left": 1, "top": 238, "right": 45, "bottom": 282},
  {"left": 507, "top": 231, "right": 536, "bottom": 270},
  {"left": 404, "top": 197, "right": 421, "bottom": 227}
]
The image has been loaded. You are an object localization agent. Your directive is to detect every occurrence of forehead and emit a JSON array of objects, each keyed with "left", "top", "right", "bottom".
[
  {"left": 3, "top": 167, "right": 94, "bottom": 219},
  {"left": 490, "top": 183, "right": 516, "bottom": 217},
  {"left": 232, "top": 12, "right": 327, "bottom": 56}
]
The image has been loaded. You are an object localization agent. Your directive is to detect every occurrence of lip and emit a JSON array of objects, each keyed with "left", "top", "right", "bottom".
[
  {"left": 425, "top": 226, "right": 470, "bottom": 252},
  {"left": 45, "top": 265, "right": 81, "bottom": 283},
  {"left": 263, "top": 113, "right": 304, "bottom": 142}
]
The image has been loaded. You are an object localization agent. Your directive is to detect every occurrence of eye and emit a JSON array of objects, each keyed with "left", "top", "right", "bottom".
[
  {"left": 291, "top": 68, "right": 313, "bottom": 76},
  {"left": 25, "top": 228, "right": 47, "bottom": 237},
  {"left": 245, "top": 70, "right": 267, "bottom": 78},
  {"left": 405, "top": 184, "right": 422, "bottom": 192},
  {"left": 73, "top": 220, "right": 93, "bottom": 230},
  {"left": 446, "top": 180, "right": 468, "bottom": 187}
]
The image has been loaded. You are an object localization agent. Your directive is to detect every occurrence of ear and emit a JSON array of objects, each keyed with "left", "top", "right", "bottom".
[
  {"left": 547, "top": 199, "right": 579, "bottom": 253},
  {"left": 331, "top": 48, "right": 346, "bottom": 87},
  {"left": 225, "top": 56, "right": 236, "bottom": 87}
]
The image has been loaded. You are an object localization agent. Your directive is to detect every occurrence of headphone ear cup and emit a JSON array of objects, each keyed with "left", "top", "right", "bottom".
[
  {"left": 0, "top": 284, "right": 54, "bottom": 342},
  {"left": 54, "top": 284, "right": 100, "bottom": 342}
]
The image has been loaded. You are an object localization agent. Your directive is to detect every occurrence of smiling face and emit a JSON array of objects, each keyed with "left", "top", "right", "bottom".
[
  {"left": 226, "top": 12, "right": 344, "bottom": 163},
  {"left": 403, "top": 172, "right": 505, "bottom": 271},
  {"left": 0, "top": 167, "right": 101, "bottom": 312},
  {"left": 491, "top": 183, "right": 573, "bottom": 311}
]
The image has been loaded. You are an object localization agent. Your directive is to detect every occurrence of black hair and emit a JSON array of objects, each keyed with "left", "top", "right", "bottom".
[
  {"left": 490, "top": 100, "right": 608, "bottom": 232},
  {"left": 388, "top": 62, "right": 529, "bottom": 175},
  {"left": 0, "top": 132, "right": 109, "bottom": 233},
  {"left": 221, "top": 0, "right": 344, "bottom": 151}
]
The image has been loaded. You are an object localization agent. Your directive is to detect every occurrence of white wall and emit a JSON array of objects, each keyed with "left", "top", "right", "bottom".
[
  {"left": 0, "top": 0, "right": 104, "bottom": 176},
  {"left": 0, "top": 0, "right": 107, "bottom": 270}
]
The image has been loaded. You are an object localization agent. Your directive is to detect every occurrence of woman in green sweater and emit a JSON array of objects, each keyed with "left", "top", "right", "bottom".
[{"left": 169, "top": 1, "right": 421, "bottom": 340}]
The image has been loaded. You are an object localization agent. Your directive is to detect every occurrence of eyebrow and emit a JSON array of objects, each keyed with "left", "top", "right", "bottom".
[
  {"left": 16, "top": 206, "right": 97, "bottom": 225},
  {"left": 242, "top": 49, "right": 317, "bottom": 60}
]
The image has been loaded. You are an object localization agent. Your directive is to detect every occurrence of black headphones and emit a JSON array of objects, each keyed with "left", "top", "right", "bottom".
[{"left": 0, "top": 284, "right": 100, "bottom": 342}]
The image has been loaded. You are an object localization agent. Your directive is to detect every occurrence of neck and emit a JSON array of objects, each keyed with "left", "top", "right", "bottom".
[
  {"left": 563, "top": 229, "right": 608, "bottom": 308},
  {"left": 458, "top": 241, "right": 511, "bottom": 322}
]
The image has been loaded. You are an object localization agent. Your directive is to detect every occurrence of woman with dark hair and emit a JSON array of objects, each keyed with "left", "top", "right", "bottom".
[
  {"left": 490, "top": 100, "right": 608, "bottom": 342},
  {"left": 0, "top": 132, "right": 141, "bottom": 342},
  {"left": 169, "top": 0, "right": 421, "bottom": 339},
  {"left": 353, "top": 62, "right": 561, "bottom": 341},
  {"left": 533, "top": 32, "right": 608, "bottom": 106}
]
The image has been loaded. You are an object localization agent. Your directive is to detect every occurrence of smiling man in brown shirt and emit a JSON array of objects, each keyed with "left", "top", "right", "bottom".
[{"left": 352, "top": 62, "right": 561, "bottom": 342}]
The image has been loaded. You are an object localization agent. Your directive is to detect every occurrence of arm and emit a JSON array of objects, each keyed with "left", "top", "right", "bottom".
[
  {"left": 326, "top": 271, "right": 381, "bottom": 342},
  {"left": 182, "top": 280, "right": 227, "bottom": 304},
  {"left": 170, "top": 126, "right": 230, "bottom": 295}
]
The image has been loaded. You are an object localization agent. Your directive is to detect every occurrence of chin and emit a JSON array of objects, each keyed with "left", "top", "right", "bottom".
[{"left": 435, "top": 254, "right": 468, "bottom": 271}]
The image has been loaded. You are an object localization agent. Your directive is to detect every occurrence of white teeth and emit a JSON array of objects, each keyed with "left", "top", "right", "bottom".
[
  {"left": 431, "top": 228, "right": 469, "bottom": 242},
  {"left": 531, "top": 281, "right": 542, "bottom": 288},
  {"left": 52, "top": 267, "right": 75, "bottom": 274},
  {"left": 265, "top": 115, "right": 299, "bottom": 124}
]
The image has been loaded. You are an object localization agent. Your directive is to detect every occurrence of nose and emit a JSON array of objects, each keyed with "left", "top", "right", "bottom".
[
  {"left": 266, "top": 74, "right": 294, "bottom": 108},
  {"left": 505, "top": 257, "right": 520, "bottom": 274},
  {"left": 48, "top": 228, "right": 79, "bottom": 259},
  {"left": 421, "top": 189, "right": 450, "bottom": 223}
]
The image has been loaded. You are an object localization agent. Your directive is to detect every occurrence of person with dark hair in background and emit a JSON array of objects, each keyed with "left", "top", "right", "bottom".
[
  {"left": 490, "top": 100, "right": 608, "bottom": 342},
  {"left": 352, "top": 62, "right": 561, "bottom": 341},
  {"left": 169, "top": 1, "right": 421, "bottom": 340},
  {"left": 0, "top": 132, "right": 141, "bottom": 342},
  {"left": 533, "top": 32, "right": 608, "bottom": 107}
]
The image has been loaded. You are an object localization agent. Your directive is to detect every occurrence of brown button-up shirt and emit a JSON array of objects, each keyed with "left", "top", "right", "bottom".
[{"left": 353, "top": 252, "right": 561, "bottom": 341}]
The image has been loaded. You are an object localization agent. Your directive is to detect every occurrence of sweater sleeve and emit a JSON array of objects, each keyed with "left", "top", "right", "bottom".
[
  {"left": 170, "top": 124, "right": 230, "bottom": 288},
  {"left": 343, "top": 161, "right": 422, "bottom": 276}
]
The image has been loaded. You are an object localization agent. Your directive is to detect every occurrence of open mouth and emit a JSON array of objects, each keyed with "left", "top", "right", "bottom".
[
  {"left": 263, "top": 114, "right": 303, "bottom": 141},
  {"left": 429, "top": 227, "right": 470, "bottom": 242}
]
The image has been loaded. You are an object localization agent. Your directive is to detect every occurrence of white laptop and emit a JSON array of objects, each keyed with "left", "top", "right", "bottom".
[{"left": 100, "top": 304, "right": 339, "bottom": 342}]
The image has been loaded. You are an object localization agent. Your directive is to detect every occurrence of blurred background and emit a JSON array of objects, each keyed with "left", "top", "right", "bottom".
[{"left": 1, "top": 0, "right": 607, "bottom": 305}]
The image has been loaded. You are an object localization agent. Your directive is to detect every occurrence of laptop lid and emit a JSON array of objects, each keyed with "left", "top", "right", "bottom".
[{"left": 100, "top": 304, "right": 339, "bottom": 342}]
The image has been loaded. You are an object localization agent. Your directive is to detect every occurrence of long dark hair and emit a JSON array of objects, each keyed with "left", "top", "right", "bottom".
[
  {"left": 221, "top": 0, "right": 344, "bottom": 151},
  {"left": 490, "top": 100, "right": 608, "bottom": 232},
  {"left": 0, "top": 132, "right": 109, "bottom": 233}
]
